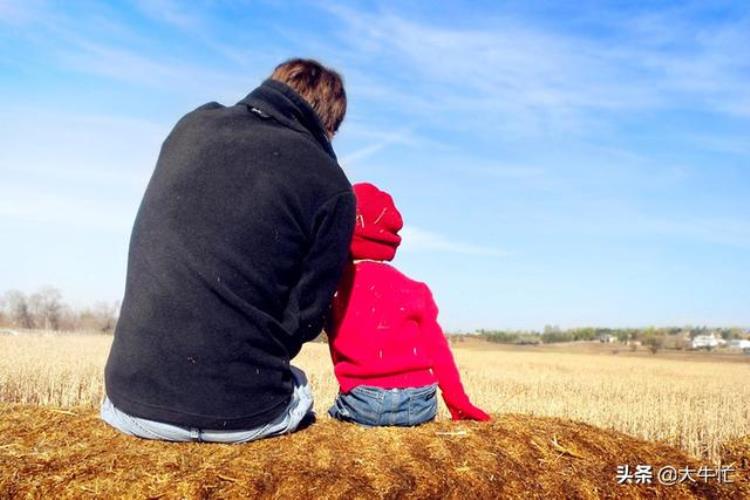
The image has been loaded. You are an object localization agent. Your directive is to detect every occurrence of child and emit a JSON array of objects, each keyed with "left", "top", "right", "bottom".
[{"left": 326, "top": 182, "right": 490, "bottom": 426}]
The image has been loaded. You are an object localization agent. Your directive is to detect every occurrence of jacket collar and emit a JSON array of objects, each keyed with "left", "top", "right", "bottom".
[{"left": 239, "top": 79, "right": 336, "bottom": 159}]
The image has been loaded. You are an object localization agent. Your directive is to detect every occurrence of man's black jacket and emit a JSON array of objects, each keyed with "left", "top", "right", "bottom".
[{"left": 105, "top": 79, "right": 354, "bottom": 429}]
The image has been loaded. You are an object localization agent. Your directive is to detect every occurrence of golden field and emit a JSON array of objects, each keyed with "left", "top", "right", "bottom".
[{"left": 1, "top": 332, "right": 749, "bottom": 464}]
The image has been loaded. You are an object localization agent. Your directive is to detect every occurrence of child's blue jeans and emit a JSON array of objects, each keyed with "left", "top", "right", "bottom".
[{"left": 328, "top": 384, "right": 438, "bottom": 427}]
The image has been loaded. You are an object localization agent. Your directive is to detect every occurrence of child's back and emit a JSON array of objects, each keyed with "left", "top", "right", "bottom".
[
  {"left": 329, "top": 260, "right": 438, "bottom": 392},
  {"left": 327, "top": 183, "right": 489, "bottom": 426}
]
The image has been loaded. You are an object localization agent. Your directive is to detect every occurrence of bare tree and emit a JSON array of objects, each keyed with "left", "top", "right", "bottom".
[
  {"left": 4, "top": 290, "right": 34, "bottom": 328},
  {"left": 92, "top": 301, "right": 119, "bottom": 332},
  {"left": 76, "top": 300, "right": 119, "bottom": 333},
  {"left": 29, "top": 287, "right": 64, "bottom": 330},
  {"left": 0, "top": 294, "right": 6, "bottom": 326}
]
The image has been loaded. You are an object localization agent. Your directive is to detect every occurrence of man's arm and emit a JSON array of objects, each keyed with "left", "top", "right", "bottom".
[{"left": 281, "top": 190, "right": 355, "bottom": 358}]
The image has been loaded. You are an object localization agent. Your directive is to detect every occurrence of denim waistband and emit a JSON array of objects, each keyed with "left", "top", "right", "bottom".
[{"left": 351, "top": 383, "right": 438, "bottom": 398}]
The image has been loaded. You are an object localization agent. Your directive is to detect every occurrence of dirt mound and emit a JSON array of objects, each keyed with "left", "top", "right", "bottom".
[{"left": 0, "top": 405, "right": 743, "bottom": 499}]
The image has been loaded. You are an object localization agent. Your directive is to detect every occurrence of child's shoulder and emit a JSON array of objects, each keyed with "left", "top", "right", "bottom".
[{"left": 354, "top": 261, "right": 429, "bottom": 291}]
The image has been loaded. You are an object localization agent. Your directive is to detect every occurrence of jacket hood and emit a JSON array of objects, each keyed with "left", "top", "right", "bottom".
[{"left": 351, "top": 182, "right": 403, "bottom": 261}]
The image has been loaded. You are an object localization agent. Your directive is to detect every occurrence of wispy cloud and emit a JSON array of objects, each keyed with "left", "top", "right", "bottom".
[
  {"left": 537, "top": 205, "right": 750, "bottom": 250},
  {"left": 0, "top": 109, "right": 167, "bottom": 185},
  {"left": 0, "top": 185, "right": 135, "bottom": 233},
  {"left": 339, "top": 142, "right": 391, "bottom": 168},
  {"left": 338, "top": 126, "right": 419, "bottom": 168},
  {"left": 52, "top": 38, "right": 250, "bottom": 100},
  {"left": 315, "top": 2, "right": 750, "bottom": 139},
  {"left": 0, "top": 0, "right": 44, "bottom": 24},
  {"left": 132, "top": 0, "right": 200, "bottom": 30},
  {"left": 638, "top": 215, "right": 750, "bottom": 250},
  {"left": 1, "top": 2, "right": 261, "bottom": 101},
  {"left": 400, "top": 226, "right": 507, "bottom": 257},
  {"left": 129, "top": 0, "right": 260, "bottom": 66},
  {"left": 684, "top": 133, "right": 750, "bottom": 156}
]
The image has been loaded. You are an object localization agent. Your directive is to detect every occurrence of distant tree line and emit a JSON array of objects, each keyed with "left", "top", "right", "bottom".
[
  {"left": 0, "top": 287, "right": 119, "bottom": 333},
  {"left": 476, "top": 324, "right": 748, "bottom": 345}
]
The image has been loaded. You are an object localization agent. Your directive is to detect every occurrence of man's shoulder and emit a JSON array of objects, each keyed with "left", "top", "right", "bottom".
[
  {"left": 195, "top": 101, "right": 225, "bottom": 112},
  {"left": 166, "top": 102, "right": 231, "bottom": 139},
  {"left": 165, "top": 100, "right": 350, "bottom": 197},
  {"left": 180, "top": 101, "right": 227, "bottom": 121}
]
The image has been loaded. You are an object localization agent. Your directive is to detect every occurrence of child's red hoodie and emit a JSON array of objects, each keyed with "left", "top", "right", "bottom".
[{"left": 327, "top": 183, "right": 489, "bottom": 421}]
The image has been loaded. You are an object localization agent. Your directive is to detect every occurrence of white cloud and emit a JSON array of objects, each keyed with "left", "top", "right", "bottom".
[
  {"left": 0, "top": 2, "right": 262, "bottom": 100},
  {"left": 338, "top": 126, "right": 420, "bottom": 168},
  {"left": 316, "top": 3, "right": 750, "bottom": 139},
  {"left": 132, "top": 0, "right": 200, "bottom": 29},
  {"left": 0, "top": 110, "right": 166, "bottom": 187},
  {"left": 52, "top": 38, "right": 250, "bottom": 100},
  {"left": 0, "top": 186, "right": 135, "bottom": 233},
  {"left": 538, "top": 205, "right": 750, "bottom": 250},
  {"left": 0, "top": 110, "right": 164, "bottom": 236},
  {"left": 339, "top": 142, "right": 389, "bottom": 168},
  {"left": 643, "top": 216, "right": 750, "bottom": 250},
  {"left": 0, "top": 0, "right": 44, "bottom": 24},
  {"left": 400, "top": 226, "right": 507, "bottom": 257}
]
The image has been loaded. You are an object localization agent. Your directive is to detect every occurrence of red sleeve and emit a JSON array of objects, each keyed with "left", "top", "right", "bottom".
[
  {"left": 420, "top": 284, "right": 467, "bottom": 403},
  {"left": 420, "top": 284, "right": 490, "bottom": 421}
]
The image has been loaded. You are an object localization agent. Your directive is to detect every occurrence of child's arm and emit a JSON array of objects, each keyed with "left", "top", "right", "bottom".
[{"left": 420, "top": 284, "right": 490, "bottom": 421}]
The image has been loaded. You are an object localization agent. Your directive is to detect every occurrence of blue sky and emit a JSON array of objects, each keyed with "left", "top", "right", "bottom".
[{"left": 1, "top": 1, "right": 748, "bottom": 331}]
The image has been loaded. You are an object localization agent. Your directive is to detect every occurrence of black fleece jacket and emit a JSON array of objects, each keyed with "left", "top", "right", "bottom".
[{"left": 104, "top": 79, "right": 354, "bottom": 429}]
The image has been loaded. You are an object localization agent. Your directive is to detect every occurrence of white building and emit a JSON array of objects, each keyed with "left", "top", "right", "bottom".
[
  {"left": 691, "top": 334, "right": 720, "bottom": 350},
  {"left": 727, "top": 339, "right": 750, "bottom": 350}
]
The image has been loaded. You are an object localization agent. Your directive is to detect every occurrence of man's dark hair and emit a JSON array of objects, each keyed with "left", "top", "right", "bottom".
[{"left": 271, "top": 58, "right": 347, "bottom": 135}]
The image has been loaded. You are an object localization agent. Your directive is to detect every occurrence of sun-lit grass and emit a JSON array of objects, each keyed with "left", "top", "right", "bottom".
[{"left": 1, "top": 332, "right": 748, "bottom": 462}]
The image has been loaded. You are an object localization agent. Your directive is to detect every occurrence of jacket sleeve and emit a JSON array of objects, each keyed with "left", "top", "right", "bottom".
[
  {"left": 421, "top": 284, "right": 491, "bottom": 421},
  {"left": 281, "top": 190, "right": 355, "bottom": 358}
]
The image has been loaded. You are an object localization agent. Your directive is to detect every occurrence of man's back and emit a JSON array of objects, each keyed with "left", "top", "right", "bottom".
[{"left": 105, "top": 79, "right": 354, "bottom": 430}]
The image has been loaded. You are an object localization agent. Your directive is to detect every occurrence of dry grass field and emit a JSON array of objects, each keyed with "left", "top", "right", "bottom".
[{"left": 1, "top": 332, "right": 748, "bottom": 464}]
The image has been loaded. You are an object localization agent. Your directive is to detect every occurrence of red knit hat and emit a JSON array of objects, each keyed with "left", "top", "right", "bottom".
[{"left": 351, "top": 183, "right": 403, "bottom": 261}]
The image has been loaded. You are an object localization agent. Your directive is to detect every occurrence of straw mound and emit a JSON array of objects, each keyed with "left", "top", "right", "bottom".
[
  {"left": 0, "top": 405, "right": 742, "bottom": 499},
  {"left": 721, "top": 435, "right": 750, "bottom": 483}
]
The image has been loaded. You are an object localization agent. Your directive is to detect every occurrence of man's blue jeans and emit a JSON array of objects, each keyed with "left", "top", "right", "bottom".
[
  {"left": 100, "top": 366, "right": 314, "bottom": 443},
  {"left": 328, "top": 384, "right": 438, "bottom": 427}
]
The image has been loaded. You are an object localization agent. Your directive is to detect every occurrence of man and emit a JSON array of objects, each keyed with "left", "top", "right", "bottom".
[{"left": 101, "top": 59, "right": 355, "bottom": 443}]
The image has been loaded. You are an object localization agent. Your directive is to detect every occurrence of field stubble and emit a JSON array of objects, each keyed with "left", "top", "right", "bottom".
[{"left": 0, "top": 332, "right": 748, "bottom": 463}]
